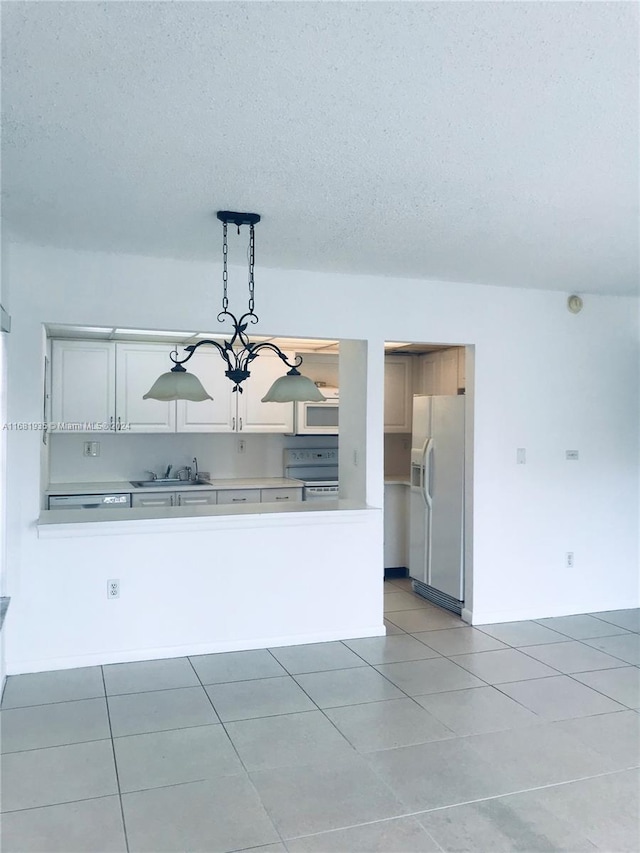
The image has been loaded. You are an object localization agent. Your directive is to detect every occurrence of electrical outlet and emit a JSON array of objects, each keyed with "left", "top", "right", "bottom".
[
  {"left": 566, "top": 552, "right": 574, "bottom": 568},
  {"left": 237, "top": 439, "right": 246, "bottom": 454},
  {"left": 566, "top": 450, "right": 579, "bottom": 460},
  {"left": 516, "top": 448, "right": 526, "bottom": 464},
  {"left": 83, "top": 441, "right": 100, "bottom": 457},
  {"left": 107, "top": 579, "right": 120, "bottom": 599}
]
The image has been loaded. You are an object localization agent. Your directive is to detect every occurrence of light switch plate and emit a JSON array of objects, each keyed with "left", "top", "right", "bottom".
[{"left": 566, "top": 450, "right": 579, "bottom": 460}]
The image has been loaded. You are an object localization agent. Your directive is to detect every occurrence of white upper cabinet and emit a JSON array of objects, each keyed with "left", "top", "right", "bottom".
[
  {"left": 418, "top": 347, "right": 465, "bottom": 396},
  {"left": 176, "top": 348, "right": 235, "bottom": 433},
  {"left": 384, "top": 356, "right": 413, "bottom": 433},
  {"left": 116, "top": 343, "right": 177, "bottom": 433},
  {"left": 51, "top": 340, "right": 116, "bottom": 431},
  {"left": 50, "top": 338, "right": 295, "bottom": 434},
  {"left": 239, "top": 352, "right": 295, "bottom": 433}
]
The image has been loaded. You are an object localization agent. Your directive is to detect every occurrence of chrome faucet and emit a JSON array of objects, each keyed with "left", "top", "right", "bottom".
[
  {"left": 192, "top": 457, "right": 199, "bottom": 479},
  {"left": 164, "top": 464, "right": 172, "bottom": 479}
]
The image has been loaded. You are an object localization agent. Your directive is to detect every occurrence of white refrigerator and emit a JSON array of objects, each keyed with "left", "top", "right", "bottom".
[{"left": 409, "top": 394, "right": 465, "bottom": 611}]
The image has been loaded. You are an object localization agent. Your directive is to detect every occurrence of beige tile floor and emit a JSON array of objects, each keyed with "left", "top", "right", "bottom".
[{"left": 1, "top": 578, "right": 638, "bottom": 852}]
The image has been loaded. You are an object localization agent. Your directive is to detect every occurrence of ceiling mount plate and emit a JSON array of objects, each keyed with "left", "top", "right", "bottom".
[{"left": 216, "top": 210, "right": 261, "bottom": 227}]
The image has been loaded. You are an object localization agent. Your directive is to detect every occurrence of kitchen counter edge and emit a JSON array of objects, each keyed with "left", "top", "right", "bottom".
[{"left": 46, "top": 477, "right": 305, "bottom": 496}]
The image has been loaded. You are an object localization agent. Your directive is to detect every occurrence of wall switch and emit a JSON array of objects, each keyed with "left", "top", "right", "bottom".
[
  {"left": 566, "top": 552, "right": 574, "bottom": 568},
  {"left": 516, "top": 448, "right": 526, "bottom": 464},
  {"left": 566, "top": 450, "right": 579, "bottom": 460},
  {"left": 237, "top": 439, "right": 246, "bottom": 454},
  {"left": 83, "top": 441, "right": 100, "bottom": 457},
  {"left": 107, "top": 579, "right": 120, "bottom": 599}
]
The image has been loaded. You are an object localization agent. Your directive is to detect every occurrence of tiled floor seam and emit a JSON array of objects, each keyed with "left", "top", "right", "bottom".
[
  {"left": 180, "top": 656, "right": 293, "bottom": 849},
  {"left": 1, "top": 733, "right": 114, "bottom": 755},
  {"left": 100, "top": 665, "right": 131, "bottom": 853},
  {"left": 1, "top": 693, "right": 106, "bottom": 710},
  {"left": 274, "top": 764, "right": 640, "bottom": 846},
  {"left": 563, "top": 668, "right": 639, "bottom": 710},
  {"left": 0, "top": 791, "right": 129, "bottom": 816}
]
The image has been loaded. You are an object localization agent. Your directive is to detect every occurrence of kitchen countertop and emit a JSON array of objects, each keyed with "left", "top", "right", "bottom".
[
  {"left": 37, "top": 500, "right": 372, "bottom": 536},
  {"left": 46, "top": 477, "right": 304, "bottom": 496},
  {"left": 384, "top": 476, "right": 411, "bottom": 486}
]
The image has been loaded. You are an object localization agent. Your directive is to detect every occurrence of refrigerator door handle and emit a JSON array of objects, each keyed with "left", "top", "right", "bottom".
[{"left": 422, "top": 438, "right": 433, "bottom": 509}]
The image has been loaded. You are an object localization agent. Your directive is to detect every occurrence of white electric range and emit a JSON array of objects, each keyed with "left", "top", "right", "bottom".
[{"left": 283, "top": 448, "right": 339, "bottom": 501}]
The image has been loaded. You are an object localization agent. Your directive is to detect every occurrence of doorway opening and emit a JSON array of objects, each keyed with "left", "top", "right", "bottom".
[{"left": 383, "top": 341, "right": 474, "bottom": 625}]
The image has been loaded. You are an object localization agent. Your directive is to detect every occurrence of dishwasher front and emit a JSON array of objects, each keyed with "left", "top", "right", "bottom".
[{"left": 48, "top": 493, "right": 131, "bottom": 510}]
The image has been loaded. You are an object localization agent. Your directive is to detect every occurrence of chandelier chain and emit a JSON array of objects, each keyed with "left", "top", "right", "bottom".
[
  {"left": 248, "top": 224, "right": 255, "bottom": 314},
  {"left": 221, "top": 221, "right": 229, "bottom": 312}
]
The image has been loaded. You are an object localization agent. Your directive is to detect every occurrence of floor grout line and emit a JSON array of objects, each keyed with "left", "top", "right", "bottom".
[{"left": 99, "top": 664, "right": 130, "bottom": 853}]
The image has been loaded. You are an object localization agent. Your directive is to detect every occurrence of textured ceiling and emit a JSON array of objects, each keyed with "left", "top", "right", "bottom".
[{"left": 2, "top": 1, "right": 638, "bottom": 294}]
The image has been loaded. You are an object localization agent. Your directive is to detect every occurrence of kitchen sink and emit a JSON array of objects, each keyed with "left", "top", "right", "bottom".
[{"left": 130, "top": 478, "right": 210, "bottom": 488}]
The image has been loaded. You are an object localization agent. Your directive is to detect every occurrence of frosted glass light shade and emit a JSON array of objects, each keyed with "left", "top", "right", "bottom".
[
  {"left": 143, "top": 371, "right": 213, "bottom": 402},
  {"left": 261, "top": 373, "right": 327, "bottom": 403}
]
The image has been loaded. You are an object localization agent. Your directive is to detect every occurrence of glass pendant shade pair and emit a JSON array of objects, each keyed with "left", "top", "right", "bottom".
[{"left": 143, "top": 365, "right": 326, "bottom": 403}]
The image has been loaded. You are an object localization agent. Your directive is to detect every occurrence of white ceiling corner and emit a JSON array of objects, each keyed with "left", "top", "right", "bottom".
[{"left": 2, "top": 1, "right": 638, "bottom": 295}]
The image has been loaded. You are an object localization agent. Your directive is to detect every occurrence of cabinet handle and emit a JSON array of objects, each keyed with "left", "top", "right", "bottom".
[
  {"left": 275, "top": 496, "right": 289, "bottom": 501},
  {"left": 117, "top": 416, "right": 122, "bottom": 430},
  {"left": 232, "top": 417, "right": 236, "bottom": 430},
  {"left": 177, "top": 495, "right": 182, "bottom": 506},
  {"left": 232, "top": 497, "right": 247, "bottom": 502},
  {"left": 170, "top": 495, "right": 175, "bottom": 506},
  {"left": 239, "top": 417, "right": 243, "bottom": 431},
  {"left": 109, "top": 416, "right": 114, "bottom": 430}
]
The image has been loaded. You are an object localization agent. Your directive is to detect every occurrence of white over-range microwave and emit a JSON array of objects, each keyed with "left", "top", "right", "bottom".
[{"left": 294, "top": 387, "right": 339, "bottom": 434}]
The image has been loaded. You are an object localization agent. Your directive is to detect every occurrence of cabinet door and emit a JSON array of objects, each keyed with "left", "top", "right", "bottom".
[
  {"left": 216, "top": 489, "right": 261, "bottom": 505},
  {"left": 438, "top": 348, "right": 459, "bottom": 395},
  {"left": 131, "top": 491, "right": 174, "bottom": 508},
  {"left": 176, "top": 348, "right": 235, "bottom": 432},
  {"left": 116, "top": 343, "right": 177, "bottom": 433},
  {"left": 238, "top": 352, "right": 295, "bottom": 433},
  {"left": 260, "top": 487, "right": 303, "bottom": 503},
  {"left": 51, "top": 340, "right": 115, "bottom": 431},
  {"left": 419, "top": 354, "right": 438, "bottom": 396},
  {"left": 384, "top": 356, "right": 413, "bottom": 433},
  {"left": 176, "top": 490, "right": 218, "bottom": 506}
]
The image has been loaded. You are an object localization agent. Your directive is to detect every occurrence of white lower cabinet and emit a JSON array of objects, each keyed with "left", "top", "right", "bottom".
[
  {"left": 216, "top": 489, "right": 261, "bottom": 505},
  {"left": 175, "top": 491, "right": 218, "bottom": 506},
  {"left": 260, "top": 487, "right": 303, "bottom": 503},
  {"left": 131, "top": 492, "right": 175, "bottom": 508},
  {"left": 384, "top": 484, "right": 409, "bottom": 569},
  {"left": 132, "top": 489, "right": 218, "bottom": 507}
]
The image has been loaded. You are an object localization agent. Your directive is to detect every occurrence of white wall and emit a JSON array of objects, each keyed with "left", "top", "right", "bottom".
[{"left": 3, "top": 241, "right": 639, "bottom": 672}]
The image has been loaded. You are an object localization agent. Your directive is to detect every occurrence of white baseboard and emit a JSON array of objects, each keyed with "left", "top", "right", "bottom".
[
  {"left": 471, "top": 600, "right": 640, "bottom": 625},
  {"left": 6, "top": 624, "right": 387, "bottom": 675}
]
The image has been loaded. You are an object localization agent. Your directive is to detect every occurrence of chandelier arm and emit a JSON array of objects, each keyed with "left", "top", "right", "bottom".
[
  {"left": 246, "top": 342, "right": 304, "bottom": 372},
  {"left": 170, "top": 340, "right": 233, "bottom": 373}
]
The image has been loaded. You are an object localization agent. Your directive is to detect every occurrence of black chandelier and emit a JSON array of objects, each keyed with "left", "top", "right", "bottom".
[{"left": 144, "top": 211, "right": 325, "bottom": 403}]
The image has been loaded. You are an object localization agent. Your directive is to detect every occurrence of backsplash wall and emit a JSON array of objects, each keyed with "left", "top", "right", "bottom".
[
  {"left": 384, "top": 433, "right": 411, "bottom": 478},
  {"left": 48, "top": 433, "right": 339, "bottom": 483}
]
